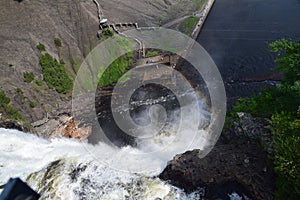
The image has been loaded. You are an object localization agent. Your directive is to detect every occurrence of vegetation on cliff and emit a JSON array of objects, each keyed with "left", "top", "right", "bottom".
[
  {"left": 98, "top": 37, "right": 133, "bottom": 87},
  {"left": 0, "top": 90, "right": 22, "bottom": 121},
  {"left": 233, "top": 39, "right": 300, "bottom": 199},
  {"left": 23, "top": 71, "right": 35, "bottom": 83},
  {"left": 179, "top": 16, "right": 198, "bottom": 35},
  {"left": 35, "top": 42, "right": 73, "bottom": 95},
  {"left": 39, "top": 53, "right": 73, "bottom": 94}
]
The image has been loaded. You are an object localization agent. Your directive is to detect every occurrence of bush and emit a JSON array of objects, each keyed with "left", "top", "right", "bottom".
[
  {"left": 103, "top": 29, "right": 114, "bottom": 37},
  {"left": 0, "top": 90, "right": 10, "bottom": 105},
  {"left": 271, "top": 113, "right": 300, "bottom": 199},
  {"left": 39, "top": 53, "right": 73, "bottom": 94},
  {"left": 16, "top": 88, "right": 23, "bottom": 94},
  {"left": 0, "top": 89, "right": 22, "bottom": 121},
  {"left": 23, "top": 72, "right": 35, "bottom": 83},
  {"left": 54, "top": 38, "right": 62, "bottom": 47},
  {"left": 35, "top": 80, "right": 44, "bottom": 86},
  {"left": 29, "top": 101, "right": 36, "bottom": 108},
  {"left": 36, "top": 43, "right": 46, "bottom": 51}
]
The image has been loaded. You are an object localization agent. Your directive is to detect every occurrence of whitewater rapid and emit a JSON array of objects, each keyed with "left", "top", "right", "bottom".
[{"left": 0, "top": 128, "right": 204, "bottom": 199}]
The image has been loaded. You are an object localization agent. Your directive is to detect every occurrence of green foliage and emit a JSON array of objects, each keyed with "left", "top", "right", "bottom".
[
  {"left": 36, "top": 43, "right": 46, "bottom": 51},
  {"left": 145, "top": 51, "right": 159, "bottom": 58},
  {"left": 54, "top": 38, "right": 62, "bottom": 47},
  {"left": 16, "top": 88, "right": 23, "bottom": 94},
  {"left": 29, "top": 101, "right": 36, "bottom": 108},
  {"left": 194, "top": 0, "right": 206, "bottom": 11},
  {"left": 98, "top": 52, "right": 133, "bottom": 87},
  {"left": 39, "top": 53, "right": 73, "bottom": 94},
  {"left": 179, "top": 16, "right": 198, "bottom": 35},
  {"left": 23, "top": 71, "right": 35, "bottom": 83},
  {"left": 0, "top": 90, "right": 10, "bottom": 105},
  {"left": 271, "top": 113, "right": 300, "bottom": 199},
  {"left": 98, "top": 37, "right": 133, "bottom": 87},
  {"left": 35, "top": 80, "right": 44, "bottom": 86},
  {"left": 270, "top": 39, "right": 300, "bottom": 86},
  {"left": 0, "top": 90, "right": 22, "bottom": 121},
  {"left": 70, "top": 56, "right": 81, "bottom": 73},
  {"left": 233, "top": 39, "right": 300, "bottom": 199},
  {"left": 103, "top": 29, "right": 114, "bottom": 37}
]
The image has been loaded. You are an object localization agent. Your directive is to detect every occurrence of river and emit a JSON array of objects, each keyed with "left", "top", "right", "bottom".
[{"left": 197, "top": 0, "right": 300, "bottom": 104}]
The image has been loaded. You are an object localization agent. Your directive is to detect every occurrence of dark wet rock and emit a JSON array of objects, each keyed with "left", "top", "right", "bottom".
[
  {"left": 223, "top": 112, "right": 273, "bottom": 154},
  {"left": 160, "top": 113, "right": 276, "bottom": 200},
  {"left": 206, "top": 181, "right": 254, "bottom": 200},
  {"left": 0, "top": 118, "right": 32, "bottom": 133},
  {"left": 70, "top": 164, "right": 88, "bottom": 182}
]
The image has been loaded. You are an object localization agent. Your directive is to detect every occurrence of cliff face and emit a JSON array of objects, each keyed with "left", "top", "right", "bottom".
[
  {"left": 0, "top": 0, "right": 98, "bottom": 123},
  {"left": 0, "top": 0, "right": 197, "bottom": 135},
  {"left": 160, "top": 113, "right": 276, "bottom": 199}
]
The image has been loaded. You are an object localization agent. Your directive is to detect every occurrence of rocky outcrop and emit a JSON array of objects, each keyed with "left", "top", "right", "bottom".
[
  {"left": 50, "top": 116, "right": 92, "bottom": 140},
  {"left": 0, "top": 0, "right": 199, "bottom": 137},
  {"left": 160, "top": 113, "right": 276, "bottom": 199},
  {"left": 32, "top": 110, "right": 92, "bottom": 140},
  {"left": 0, "top": 118, "right": 32, "bottom": 133},
  {"left": 224, "top": 112, "right": 273, "bottom": 154}
]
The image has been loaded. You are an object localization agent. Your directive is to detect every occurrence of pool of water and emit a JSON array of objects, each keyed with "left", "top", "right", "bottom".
[{"left": 197, "top": 0, "right": 300, "bottom": 103}]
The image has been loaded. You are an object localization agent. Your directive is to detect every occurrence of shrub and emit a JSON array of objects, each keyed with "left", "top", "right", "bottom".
[
  {"left": 0, "top": 90, "right": 10, "bottom": 105},
  {"left": 23, "top": 71, "right": 35, "bottom": 83},
  {"left": 0, "top": 89, "right": 22, "bottom": 121},
  {"left": 29, "top": 101, "right": 36, "bottom": 108},
  {"left": 103, "top": 29, "right": 114, "bottom": 37},
  {"left": 16, "top": 88, "right": 23, "bottom": 94},
  {"left": 35, "top": 80, "right": 44, "bottom": 86},
  {"left": 271, "top": 113, "right": 300, "bottom": 199},
  {"left": 233, "top": 39, "right": 300, "bottom": 199},
  {"left": 54, "top": 38, "right": 62, "bottom": 47},
  {"left": 39, "top": 53, "right": 73, "bottom": 94},
  {"left": 36, "top": 43, "right": 46, "bottom": 51}
]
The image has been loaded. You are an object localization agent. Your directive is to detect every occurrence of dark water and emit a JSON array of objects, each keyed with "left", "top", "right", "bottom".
[{"left": 197, "top": 0, "right": 300, "bottom": 103}]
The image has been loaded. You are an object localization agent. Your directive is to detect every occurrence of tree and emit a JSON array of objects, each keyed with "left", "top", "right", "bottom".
[{"left": 233, "top": 39, "right": 300, "bottom": 199}]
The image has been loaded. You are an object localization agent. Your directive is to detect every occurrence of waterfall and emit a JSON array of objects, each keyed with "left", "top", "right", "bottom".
[{"left": 0, "top": 128, "right": 203, "bottom": 199}]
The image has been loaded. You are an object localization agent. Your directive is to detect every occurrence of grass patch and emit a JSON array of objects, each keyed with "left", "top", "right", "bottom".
[
  {"left": 194, "top": 0, "right": 206, "bottom": 11},
  {"left": 70, "top": 56, "right": 82, "bottom": 73},
  {"left": 98, "top": 52, "right": 133, "bottom": 87},
  {"left": 179, "top": 16, "right": 198, "bottom": 35},
  {"left": 145, "top": 51, "right": 159, "bottom": 58},
  {"left": 98, "top": 37, "right": 133, "bottom": 87}
]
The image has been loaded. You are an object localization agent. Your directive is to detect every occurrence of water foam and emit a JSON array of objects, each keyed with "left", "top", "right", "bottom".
[{"left": 0, "top": 128, "right": 204, "bottom": 199}]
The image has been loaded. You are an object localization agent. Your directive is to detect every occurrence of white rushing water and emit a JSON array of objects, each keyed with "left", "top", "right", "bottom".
[{"left": 0, "top": 128, "right": 205, "bottom": 199}]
